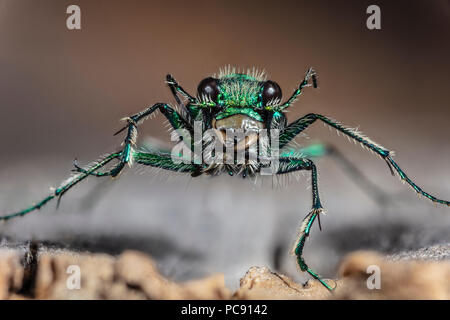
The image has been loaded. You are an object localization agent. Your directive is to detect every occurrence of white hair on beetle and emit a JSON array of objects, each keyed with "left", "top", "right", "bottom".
[{"left": 217, "top": 65, "right": 267, "bottom": 82}]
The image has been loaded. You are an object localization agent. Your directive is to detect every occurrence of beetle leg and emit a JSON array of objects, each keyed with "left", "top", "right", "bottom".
[
  {"left": 109, "top": 103, "right": 193, "bottom": 177},
  {"left": 277, "top": 157, "right": 334, "bottom": 292}
]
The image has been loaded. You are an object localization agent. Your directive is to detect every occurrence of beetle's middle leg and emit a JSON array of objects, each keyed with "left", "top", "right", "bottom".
[
  {"left": 75, "top": 103, "right": 193, "bottom": 178},
  {"left": 166, "top": 74, "right": 197, "bottom": 107},
  {"left": 277, "top": 157, "right": 334, "bottom": 291}
]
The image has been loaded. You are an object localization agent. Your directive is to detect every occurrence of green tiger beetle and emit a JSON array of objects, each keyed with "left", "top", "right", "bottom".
[{"left": 1, "top": 66, "right": 449, "bottom": 291}]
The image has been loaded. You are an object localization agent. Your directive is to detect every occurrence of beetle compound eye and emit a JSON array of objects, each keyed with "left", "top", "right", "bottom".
[
  {"left": 262, "top": 80, "right": 282, "bottom": 105},
  {"left": 197, "top": 77, "right": 220, "bottom": 102}
]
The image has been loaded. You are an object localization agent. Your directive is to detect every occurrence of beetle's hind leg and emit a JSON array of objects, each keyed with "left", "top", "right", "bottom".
[{"left": 277, "top": 157, "right": 335, "bottom": 291}]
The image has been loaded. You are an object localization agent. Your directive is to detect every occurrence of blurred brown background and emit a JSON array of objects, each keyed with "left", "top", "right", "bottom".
[{"left": 0, "top": 0, "right": 449, "bottom": 286}]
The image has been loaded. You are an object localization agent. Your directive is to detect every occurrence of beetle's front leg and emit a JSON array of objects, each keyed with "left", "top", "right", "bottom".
[
  {"left": 279, "top": 113, "right": 450, "bottom": 206},
  {"left": 294, "top": 208, "right": 335, "bottom": 291}
]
